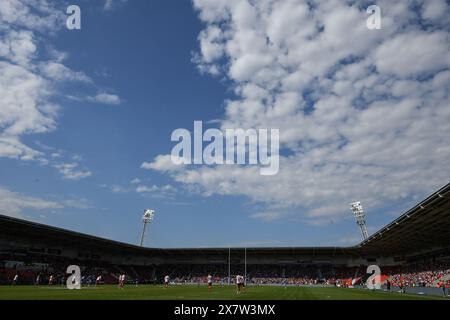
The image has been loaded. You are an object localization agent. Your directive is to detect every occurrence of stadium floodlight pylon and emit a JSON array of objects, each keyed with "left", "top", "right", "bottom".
[
  {"left": 244, "top": 247, "right": 247, "bottom": 286},
  {"left": 228, "top": 247, "right": 231, "bottom": 285},
  {"left": 350, "top": 202, "right": 369, "bottom": 240},
  {"left": 140, "top": 209, "right": 155, "bottom": 247}
]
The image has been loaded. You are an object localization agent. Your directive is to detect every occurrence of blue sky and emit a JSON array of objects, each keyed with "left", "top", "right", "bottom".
[{"left": 1, "top": 0, "right": 449, "bottom": 248}]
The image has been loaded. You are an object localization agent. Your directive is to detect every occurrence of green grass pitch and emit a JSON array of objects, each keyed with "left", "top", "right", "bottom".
[{"left": 0, "top": 285, "right": 446, "bottom": 300}]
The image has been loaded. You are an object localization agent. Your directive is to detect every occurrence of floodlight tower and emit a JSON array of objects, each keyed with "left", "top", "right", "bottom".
[
  {"left": 140, "top": 209, "right": 155, "bottom": 247},
  {"left": 350, "top": 202, "right": 369, "bottom": 240}
]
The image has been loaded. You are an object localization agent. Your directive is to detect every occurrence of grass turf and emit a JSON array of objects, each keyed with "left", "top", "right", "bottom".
[{"left": 0, "top": 285, "right": 446, "bottom": 300}]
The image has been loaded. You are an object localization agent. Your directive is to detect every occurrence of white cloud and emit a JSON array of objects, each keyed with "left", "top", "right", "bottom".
[
  {"left": 0, "top": 61, "right": 57, "bottom": 135},
  {"left": 136, "top": 184, "right": 177, "bottom": 198},
  {"left": 0, "top": 0, "right": 65, "bottom": 32},
  {"left": 0, "top": 30, "right": 36, "bottom": 65},
  {"left": 0, "top": 187, "right": 62, "bottom": 218},
  {"left": 0, "top": 187, "right": 91, "bottom": 219},
  {"left": 88, "top": 92, "right": 122, "bottom": 105},
  {"left": 373, "top": 31, "right": 450, "bottom": 77},
  {"left": 62, "top": 198, "right": 92, "bottom": 210},
  {"left": 147, "top": 0, "right": 450, "bottom": 224},
  {"left": 0, "top": 136, "right": 44, "bottom": 160},
  {"left": 40, "top": 62, "right": 92, "bottom": 83},
  {"left": 0, "top": 0, "right": 121, "bottom": 178},
  {"left": 54, "top": 163, "right": 92, "bottom": 181},
  {"left": 0, "top": 1, "right": 76, "bottom": 162},
  {"left": 0, "top": 59, "right": 58, "bottom": 161},
  {"left": 141, "top": 154, "right": 186, "bottom": 172},
  {"left": 421, "top": 0, "right": 450, "bottom": 21}
]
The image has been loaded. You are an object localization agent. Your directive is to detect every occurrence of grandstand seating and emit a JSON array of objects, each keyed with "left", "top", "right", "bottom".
[{"left": 1, "top": 256, "right": 449, "bottom": 288}]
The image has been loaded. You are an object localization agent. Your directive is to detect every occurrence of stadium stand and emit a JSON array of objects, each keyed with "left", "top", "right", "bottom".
[{"left": 1, "top": 183, "right": 449, "bottom": 292}]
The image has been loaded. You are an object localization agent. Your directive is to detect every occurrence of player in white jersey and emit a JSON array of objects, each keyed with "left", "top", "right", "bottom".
[
  {"left": 12, "top": 274, "right": 18, "bottom": 285},
  {"left": 96, "top": 275, "right": 102, "bottom": 286},
  {"left": 236, "top": 275, "right": 246, "bottom": 294},
  {"left": 48, "top": 275, "right": 54, "bottom": 285},
  {"left": 236, "top": 275, "right": 242, "bottom": 294},
  {"left": 164, "top": 275, "right": 170, "bottom": 288},
  {"left": 207, "top": 274, "right": 213, "bottom": 291}
]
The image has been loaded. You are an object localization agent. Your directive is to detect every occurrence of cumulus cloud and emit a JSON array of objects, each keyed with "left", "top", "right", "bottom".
[
  {"left": 0, "top": 0, "right": 121, "bottom": 174},
  {"left": 421, "top": 0, "right": 450, "bottom": 22},
  {"left": 0, "top": 60, "right": 57, "bottom": 160},
  {"left": 147, "top": 0, "right": 450, "bottom": 224},
  {"left": 141, "top": 155, "right": 186, "bottom": 172},
  {"left": 0, "top": 0, "right": 65, "bottom": 32},
  {"left": 373, "top": 31, "right": 450, "bottom": 77},
  {"left": 0, "top": 30, "right": 36, "bottom": 65},
  {"left": 0, "top": 1, "right": 68, "bottom": 162}
]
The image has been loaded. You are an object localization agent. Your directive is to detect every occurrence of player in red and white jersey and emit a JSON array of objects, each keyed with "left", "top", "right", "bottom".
[
  {"left": 164, "top": 275, "right": 170, "bottom": 288},
  {"left": 238, "top": 275, "right": 247, "bottom": 293},
  {"left": 118, "top": 274, "right": 125, "bottom": 289}
]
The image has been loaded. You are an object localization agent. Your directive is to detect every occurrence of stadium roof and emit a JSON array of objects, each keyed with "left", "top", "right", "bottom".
[
  {"left": 0, "top": 183, "right": 449, "bottom": 258},
  {"left": 0, "top": 213, "right": 148, "bottom": 255},
  {"left": 355, "top": 182, "right": 450, "bottom": 256}
]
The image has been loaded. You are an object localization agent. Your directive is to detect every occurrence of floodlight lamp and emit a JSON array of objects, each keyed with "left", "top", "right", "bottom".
[
  {"left": 350, "top": 201, "right": 369, "bottom": 240},
  {"left": 142, "top": 209, "right": 155, "bottom": 222}
]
